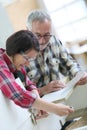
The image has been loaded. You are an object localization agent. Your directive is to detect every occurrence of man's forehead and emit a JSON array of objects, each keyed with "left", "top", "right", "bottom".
[{"left": 32, "top": 20, "right": 51, "bottom": 34}]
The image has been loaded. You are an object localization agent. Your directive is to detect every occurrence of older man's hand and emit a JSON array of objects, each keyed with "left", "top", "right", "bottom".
[
  {"left": 38, "top": 80, "right": 66, "bottom": 96},
  {"left": 76, "top": 72, "right": 87, "bottom": 85}
]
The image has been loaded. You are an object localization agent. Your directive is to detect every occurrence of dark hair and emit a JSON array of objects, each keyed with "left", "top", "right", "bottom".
[{"left": 6, "top": 30, "right": 40, "bottom": 56}]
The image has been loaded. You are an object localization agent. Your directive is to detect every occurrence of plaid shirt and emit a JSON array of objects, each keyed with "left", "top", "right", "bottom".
[
  {"left": 0, "top": 48, "right": 37, "bottom": 108},
  {"left": 27, "top": 36, "right": 81, "bottom": 88}
]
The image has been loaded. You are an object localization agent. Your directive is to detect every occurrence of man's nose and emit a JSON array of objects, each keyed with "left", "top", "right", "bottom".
[{"left": 39, "top": 37, "right": 46, "bottom": 44}]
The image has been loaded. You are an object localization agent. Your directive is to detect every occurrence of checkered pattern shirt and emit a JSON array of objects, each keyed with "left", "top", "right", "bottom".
[
  {"left": 27, "top": 36, "right": 81, "bottom": 88},
  {"left": 0, "top": 48, "right": 37, "bottom": 108}
]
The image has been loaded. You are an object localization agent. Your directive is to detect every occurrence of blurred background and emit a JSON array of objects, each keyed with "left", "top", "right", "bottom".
[{"left": 0, "top": 0, "right": 87, "bottom": 68}]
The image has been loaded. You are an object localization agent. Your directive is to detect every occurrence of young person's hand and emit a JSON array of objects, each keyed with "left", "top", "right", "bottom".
[{"left": 54, "top": 103, "right": 74, "bottom": 116}]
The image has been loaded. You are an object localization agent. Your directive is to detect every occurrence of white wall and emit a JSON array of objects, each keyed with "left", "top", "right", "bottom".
[{"left": 0, "top": 4, "right": 14, "bottom": 48}]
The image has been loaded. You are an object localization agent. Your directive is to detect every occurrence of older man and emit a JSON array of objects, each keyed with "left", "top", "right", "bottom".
[{"left": 26, "top": 9, "right": 87, "bottom": 96}]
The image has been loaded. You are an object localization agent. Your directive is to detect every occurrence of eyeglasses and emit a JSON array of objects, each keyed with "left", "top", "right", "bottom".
[
  {"left": 20, "top": 51, "right": 36, "bottom": 62},
  {"left": 35, "top": 33, "right": 52, "bottom": 40}
]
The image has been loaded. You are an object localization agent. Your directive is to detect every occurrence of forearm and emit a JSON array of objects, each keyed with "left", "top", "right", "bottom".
[
  {"left": 32, "top": 98, "right": 56, "bottom": 113},
  {"left": 32, "top": 98, "right": 74, "bottom": 116}
]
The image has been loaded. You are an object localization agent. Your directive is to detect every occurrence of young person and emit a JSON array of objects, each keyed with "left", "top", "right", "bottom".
[{"left": 0, "top": 30, "right": 74, "bottom": 117}]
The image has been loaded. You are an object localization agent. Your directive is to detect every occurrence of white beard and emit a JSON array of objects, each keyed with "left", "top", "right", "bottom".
[{"left": 40, "top": 42, "right": 50, "bottom": 51}]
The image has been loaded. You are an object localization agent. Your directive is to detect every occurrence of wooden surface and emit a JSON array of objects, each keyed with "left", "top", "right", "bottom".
[{"left": 65, "top": 108, "right": 87, "bottom": 130}]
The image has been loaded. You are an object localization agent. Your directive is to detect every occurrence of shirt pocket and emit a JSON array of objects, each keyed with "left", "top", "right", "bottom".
[{"left": 49, "top": 58, "right": 59, "bottom": 67}]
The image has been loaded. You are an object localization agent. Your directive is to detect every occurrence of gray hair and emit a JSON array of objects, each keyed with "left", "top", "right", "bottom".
[{"left": 26, "top": 9, "right": 51, "bottom": 30}]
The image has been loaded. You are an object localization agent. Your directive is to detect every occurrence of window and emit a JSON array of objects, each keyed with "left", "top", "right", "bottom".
[{"left": 43, "top": 0, "right": 87, "bottom": 44}]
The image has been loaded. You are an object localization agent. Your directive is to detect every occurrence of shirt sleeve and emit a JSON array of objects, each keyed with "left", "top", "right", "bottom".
[
  {"left": 55, "top": 38, "right": 81, "bottom": 79},
  {"left": 0, "top": 61, "right": 37, "bottom": 108}
]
